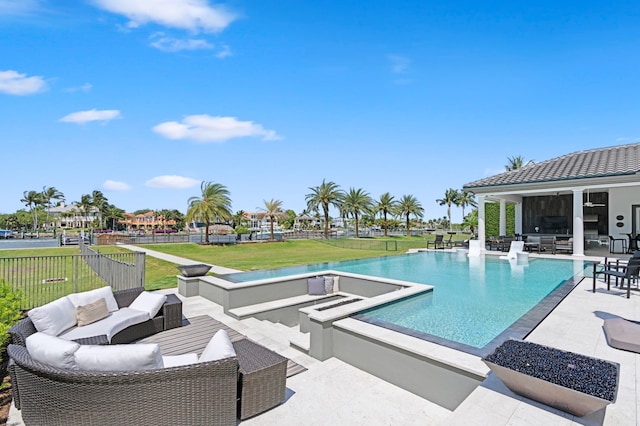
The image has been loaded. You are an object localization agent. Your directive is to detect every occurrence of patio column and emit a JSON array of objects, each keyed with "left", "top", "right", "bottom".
[
  {"left": 499, "top": 199, "right": 506, "bottom": 236},
  {"left": 515, "top": 202, "right": 523, "bottom": 236},
  {"left": 572, "top": 189, "right": 585, "bottom": 257},
  {"left": 478, "top": 195, "right": 486, "bottom": 251}
]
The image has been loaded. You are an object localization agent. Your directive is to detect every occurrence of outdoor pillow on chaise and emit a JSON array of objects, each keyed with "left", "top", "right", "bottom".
[
  {"left": 26, "top": 332, "right": 81, "bottom": 370},
  {"left": 28, "top": 296, "right": 78, "bottom": 336},
  {"left": 199, "top": 329, "right": 236, "bottom": 362},
  {"left": 128, "top": 291, "right": 167, "bottom": 319},
  {"left": 603, "top": 317, "right": 640, "bottom": 353},
  {"left": 75, "top": 343, "right": 164, "bottom": 371},
  {"left": 162, "top": 353, "right": 199, "bottom": 368},
  {"left": 75, "top": 298, "right": 109, "bottom": 327},
  {"left": 67, "top": 286, "right": 119, "bottom": 312}
]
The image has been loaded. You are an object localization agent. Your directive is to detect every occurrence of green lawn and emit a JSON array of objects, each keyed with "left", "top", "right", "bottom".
[{"left": 1, "top": 235, "right": 470, "bottom": 291}]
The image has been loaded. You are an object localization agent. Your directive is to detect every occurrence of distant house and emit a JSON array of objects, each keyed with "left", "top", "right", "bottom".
[
  {"left": 119, "top": 211, "right": 176, "bottom": 231},
  {"left": 48, "top": 202, "right": 101, "bottom": 229},
  {"left": 463, "top": 142, "right": 640, "bottom": 256}
]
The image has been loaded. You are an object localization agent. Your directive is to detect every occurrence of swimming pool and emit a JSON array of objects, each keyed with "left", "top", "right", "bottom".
[{"left": 224, "top": 251, "right": 588, "bottom": 355}]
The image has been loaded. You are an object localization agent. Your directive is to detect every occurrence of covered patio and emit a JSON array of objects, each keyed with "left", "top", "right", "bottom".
[{"left": 463, "top": 143, "right": 640, "bottom": 257}]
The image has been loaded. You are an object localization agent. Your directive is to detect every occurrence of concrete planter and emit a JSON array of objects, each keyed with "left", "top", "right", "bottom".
[
  {"left": 482, "top": 339, "right": 619, "bottom": 417},
  {"left": 177, "top": 264, "right": 212, "bottom": 277}
]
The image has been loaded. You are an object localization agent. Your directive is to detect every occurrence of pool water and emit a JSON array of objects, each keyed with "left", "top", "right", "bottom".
[{"left": 224, "top": 251, "right": 587, "bottom": 351}]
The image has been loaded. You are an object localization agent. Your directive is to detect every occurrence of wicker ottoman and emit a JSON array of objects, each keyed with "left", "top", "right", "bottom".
[{"left": 233, "top": 339, "right": 288, "bottom": 420}]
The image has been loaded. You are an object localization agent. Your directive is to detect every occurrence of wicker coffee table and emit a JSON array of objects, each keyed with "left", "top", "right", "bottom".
[{"left": 233, "top": 339, "right": 288, "bottom": 420}]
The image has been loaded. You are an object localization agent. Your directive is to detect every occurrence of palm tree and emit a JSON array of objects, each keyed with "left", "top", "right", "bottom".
[
  {"left": 375, "top": 192, "right": 397, "bottom": 237},
  {"left": 232, "top": 210, "right": 246, "bottom": 229},
  {"left": 260, "top": 199, "right": 285, "bottom": 241},
  {"left": 21, "top": 190, "right": 44, "bottom": 231},
  {"left": 77, "top": 194, "right": 93, "bottom": 229},
  {"left": 41, "top": 186, "right": 64, "bottom": 230},
  {"left": 455, "top": 190, "right": 477, "bottom": 223},
  {"left": 436, "top": 188, "right": 459, "bottom": 231},
  {"left": 104, "top": 204, "right": 125, "bottom": 230},
  {"left": 305, "top": 179, "right": 344, "bottom": 238},
  {"left": 342, "top": 188, "right": 373, "bottom": 238},
  {"left": 505, "top": 155, "right": 534, "bottom": 171},
  {"left": 396, "top": 194, "right": 424, "bottom": 237},
  {"left": 185, "top": 181, "right": 233, "bottom": 244},
  {"left": 91, "top": 190, "right": 108, "bottom": 229}
]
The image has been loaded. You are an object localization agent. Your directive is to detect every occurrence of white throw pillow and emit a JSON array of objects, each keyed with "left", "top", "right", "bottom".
[
  {"left": 162, "top": 353, "right": 199, "bottom": 368},
  {"left": 28, "top": 296, "right": 77, "bottom": 336},
  {"left": 333, "top": 276, "right": 340, "bottom": 293},
  {"left": 128, "top": 291, "right": 167, "bottom": 319},
  {"left": 68, "top": 286, "right": 119, "bottom": 312},
  {"left": 75, "top": 344, "right": 164, "bottom": 371},
  {"left": 199, "top": 330, "right": 236, "bottom": 362},
  {"left": 26, "top": 332, "right": 80, "bottom": 369}
]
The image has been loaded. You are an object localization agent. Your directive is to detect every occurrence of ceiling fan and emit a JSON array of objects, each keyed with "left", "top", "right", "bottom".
[{"left": 584, "top": 189, "right": 605, "bottom": 207}]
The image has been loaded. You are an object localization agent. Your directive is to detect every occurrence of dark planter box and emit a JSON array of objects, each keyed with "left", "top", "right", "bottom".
[
  {"left": 483, "top": 339, "right": 619, "bottom": 417},
  {"left": 176, "top": 264, "right": 212, "bottom": 277}
]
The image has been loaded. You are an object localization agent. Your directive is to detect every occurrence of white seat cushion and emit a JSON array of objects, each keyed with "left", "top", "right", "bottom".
[
  {"left": 68, "top": 286, "right": 119, "bottom": 312},
  {"left": 28, "top": 296, "right": 77, "bottom": 336},
  {"left": 75, "top": 343, "right": 163, "bottom": 371},
  {"left": 128, "top": 291, "right": 167, "bottom": 319},
  {"left": 59, "top": 307, "right": 149, "bottom": 342},
  {"left": 162, "top": 353, "right": 199, "bottom": 368},
  {"left": 199, "top": 329, "right": 236, "bottom": 362},
  {"left": 26, "top": 332, "right": 81, "bottom": 370}
]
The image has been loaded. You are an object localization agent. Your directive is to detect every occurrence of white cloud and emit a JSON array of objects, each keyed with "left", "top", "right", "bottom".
[
  {"left": 145, "top": 175, "right": 200, "bottom": 188},
  {"left": 0, "top": 0, "right": 42, "bottom": 16},
  {"left": 153, "top": 115, "right": 281, "bottom": 142},
  {"left": 0, "top": 70, "right": 47, "bottom": 95},
  {"left": 65, "top": 83, "right": 93, "bottom": 93},
  {"left": 92, "top": 0, "right": 237, "bottom": 33},
  {"left": 103, "top": 180, "right": 131, "bottom": 191},
  {"left": 388, "top": 55, "right": 411, "bottom": 74},
  {"left": 150, "top": 33, "right": 213, "bottom": 52},
  {"left": 215, "top": 43, "right": 232, "bottom": 58},
  {"left": 59, "top": 109, "right": 121, "bottom": 124}
]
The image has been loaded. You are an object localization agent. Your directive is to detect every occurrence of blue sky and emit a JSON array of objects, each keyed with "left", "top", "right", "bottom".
[{"left": 2, "top": 0, "right": 639, "bottom": 222}]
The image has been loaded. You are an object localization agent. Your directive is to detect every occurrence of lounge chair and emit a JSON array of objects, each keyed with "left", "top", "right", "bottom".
[
  {"left": 597, "top": 258, "right": 640, "bottom": 298},
  {"left": 603, "top": 317, "right": 640, "bottom": 353},
  {"left": 467, "top": 240, "right": 482, "bottom": 257},
  {"left": 608, "top": 235, "right": 627, "bottom": 254},
  {"left": 552, "top": 237, "right": 573, "bottom": 254},
  {"left": 499, "top": 241, "right": 525, "bottom": 260},
  {"left": 427, "top": 234, "right": 445, "bottom": 249}
]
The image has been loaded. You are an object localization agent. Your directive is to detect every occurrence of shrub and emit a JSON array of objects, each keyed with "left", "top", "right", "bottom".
[{"left": 0, "top": 281, "right": 23, "bottom": 360}]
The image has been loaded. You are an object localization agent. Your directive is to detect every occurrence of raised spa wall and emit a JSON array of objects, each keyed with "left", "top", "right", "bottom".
[{"left": 177, "top": 270, "right": 487, "bottom": 411}]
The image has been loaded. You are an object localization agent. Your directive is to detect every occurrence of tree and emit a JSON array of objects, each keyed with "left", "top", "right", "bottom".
[
  {"left": 232, "top": 210, "right": 247, "bottom": 229},
  {"left": 41, "top": 186, "right": 64, "bottom": 230},
  {"left": 505, "top": 155, "right": 533, "bottom": 171},
  {"left": 374, "top": 192, "right": 397, "bottom": 237},
  {"left": 305, "top": 179, "right": 344, "bottom": 238},
  {"left": 104, "top": 204, "right": 125, "bottom": 230},
  {"left": 185, "top": 181, "right": 233, "bottom": 244},
  {"left": 281, "top": 209, "right": 297, "bottom": 230},
  {"left": 342, "top": 188, "right": 373, "bottom": 238},
  {"left": 91, "top": 190, "right": 108, "bottom": 229},
  {"left": 77, "top": 194, "right": 93, "bottom": 229},
  {"left": 20, "top": 190, "right": 44, "bottom": 231},
  {"left": 396, "top": 194, "right": 424, "bottom": 237},
  {"left": 436, "top": 188, "right": 459, "bottom": 231},
  {"left": 455, "top": 190, "right": 477, "bottom": 223},
  {"left": 260, "top": 199, "right": 285, "bottom": 241},
  {"left": 462, "top": 209, "right": 478, "bottom": 237}
]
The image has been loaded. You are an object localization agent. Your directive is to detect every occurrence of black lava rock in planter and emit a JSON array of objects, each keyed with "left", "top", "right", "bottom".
[
  {"left": 177, "top": 264, "right": 212, "bottom": 277},
  {"left": 482, "top": 339, "right": 619, "bottom": 417}
]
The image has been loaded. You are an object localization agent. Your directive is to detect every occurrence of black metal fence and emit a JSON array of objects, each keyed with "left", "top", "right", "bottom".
[{"left": 0, "top": 243, "right": 145, "bottom": 309}]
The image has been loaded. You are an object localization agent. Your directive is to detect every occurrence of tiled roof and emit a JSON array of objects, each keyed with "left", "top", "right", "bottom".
[{"left": 463, "top": 142, "right": 640, "bottom": 189}]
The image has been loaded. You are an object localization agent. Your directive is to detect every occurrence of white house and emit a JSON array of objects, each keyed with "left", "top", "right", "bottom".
[{"left": 463, "top": 142, "right": 640, "bottom": 256}]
